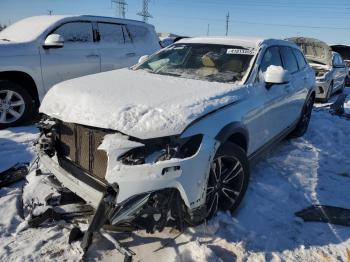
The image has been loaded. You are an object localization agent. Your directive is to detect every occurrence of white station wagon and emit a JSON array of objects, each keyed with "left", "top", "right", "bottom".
[
  {"left": 0, "top": 15, "right": 160, "bottom": 127},
  {"left": 38, "top": 37, "right": 315, "bottom": 248}
]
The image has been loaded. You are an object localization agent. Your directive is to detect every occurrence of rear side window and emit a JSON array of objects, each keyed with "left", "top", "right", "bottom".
[
  {"left": 127, "top": 24, "right": 149, "bottom": 43},
  {"left": 53, "top": 22, "right": 93, "bottom": 43},
  {"left": 293, "top": 49, "right": 307, "bottom": 69},
  {"left": 98, "top": 23, "right": 124, "bottom": 44},
  {"left": 260, "top": 46, "right": 282, "bottom": 73},
  {"left": 280, "top": 46, "right": 299, "bottom": 73}
]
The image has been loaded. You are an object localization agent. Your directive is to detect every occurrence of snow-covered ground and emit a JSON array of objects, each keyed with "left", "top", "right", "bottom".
[{"left": 0, "top": 88, "right": 349, "bottom": 262}]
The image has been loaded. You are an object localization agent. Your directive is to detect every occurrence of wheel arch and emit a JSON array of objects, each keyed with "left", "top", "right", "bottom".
[
  {"left": 0, "top": 71, "right": 40, "bottom": 107},
  {"left": 215, "top": 122, "right": 249, "bottom": 152}
]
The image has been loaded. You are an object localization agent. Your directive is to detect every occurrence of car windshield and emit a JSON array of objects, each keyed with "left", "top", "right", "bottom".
[{"left": 135, "top": 43, "right": 255, "bottom": 83}]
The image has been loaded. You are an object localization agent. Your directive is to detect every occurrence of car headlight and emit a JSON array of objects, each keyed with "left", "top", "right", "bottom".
[
  {"left": 118, "top": 134, "right": 203, "bottom": 165},
  {"left": 317, "top": 71, "right": 331, "bottom": 82}
]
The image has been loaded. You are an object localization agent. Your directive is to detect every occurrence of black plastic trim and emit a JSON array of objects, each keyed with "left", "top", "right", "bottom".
[
  {"left": 58, "top": 157, "right": 107, "bottom": 193},
  {"left": 215, "top": 122, "right": 249, "bottom": 149}
]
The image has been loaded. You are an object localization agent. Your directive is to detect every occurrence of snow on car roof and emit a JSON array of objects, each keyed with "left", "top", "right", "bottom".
[
  {"left": 178, "top": 36, "right": 297, "bottom": 49},
  {"left": 0, "top": 15, "right": 70, "bottom": 42},
  {"left": 0, "top": 15, "right": 147, "bottom": 43}
]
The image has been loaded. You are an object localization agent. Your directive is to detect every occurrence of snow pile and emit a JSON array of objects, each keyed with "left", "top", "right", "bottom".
[
  {"left": 40, "top": 68, "right": 242, "bottom": 139},
  {"left": 344, "top": 95, "right": 350, "bottom": 114}
]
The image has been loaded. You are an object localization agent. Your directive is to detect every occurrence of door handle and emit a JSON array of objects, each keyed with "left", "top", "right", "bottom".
[
  {"left": 126, "top": 52, "right": 136, "bottom": 57},
  {"left": 86, "top": 54, "right": 99, "bottom": 58}
]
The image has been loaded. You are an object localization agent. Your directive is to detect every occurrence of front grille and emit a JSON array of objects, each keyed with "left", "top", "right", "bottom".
[{"left": 57, "top": 122, "right": 111, "bottom": 181}]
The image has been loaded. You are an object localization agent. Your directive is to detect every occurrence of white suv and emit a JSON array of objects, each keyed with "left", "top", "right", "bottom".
[
  {"left": 38, "top": 37, "right": 315, "bottom": 235},
  {"left": 0, "top": 15, "right": 160, "bottom": 127}
]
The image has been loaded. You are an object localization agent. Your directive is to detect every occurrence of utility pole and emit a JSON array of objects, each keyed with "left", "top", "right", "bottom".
[
  {"left": 47, "top": 10, "right": 53, "bottom": 15},
  {"left": 207, "top": 24, "right": 210, "bottom": 36},
  {"left": 225, "top": 12, "right": 230, "bottom": 36},
  {"left": 111, "top": 0, "right": 127, "bottom": 18},
  {"left": 137, "top": 0, "right": 153, "bottom": 23}
]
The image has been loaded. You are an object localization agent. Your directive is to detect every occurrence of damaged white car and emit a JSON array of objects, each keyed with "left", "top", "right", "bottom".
[
  {"left": 37, "top": 37, "right": 315, "bottom": 252},
  {"left": 288, "top": 37, "right": 348, "bottom": 102}
]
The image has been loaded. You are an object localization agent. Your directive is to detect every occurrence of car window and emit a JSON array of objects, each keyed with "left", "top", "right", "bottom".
[
  {"left": 280, "top": 46, "right": 299, "bottom": 73},
  {"left": 136, "top": 43, "right": 255, "bottom": 83},
  {"left": 98, "top": 23, "right": 124, "bottom": 44},
  {"left": 122, "top": 25, "right": 132, "bottom": 43},
  {"left": 259, "top": 46, "right": 282, "bottom": 73},
  {"left": 53, "top": 22, "right": 93, "bottom": 43},
  {"left": 336, "top": 54, "right": 344, "bottom": 66},
  {"left": 127, "top": 24, "right": 149, "bottom": 43},
  {"left": 293, "top": 49, "right": 307, "bottom": 69}
]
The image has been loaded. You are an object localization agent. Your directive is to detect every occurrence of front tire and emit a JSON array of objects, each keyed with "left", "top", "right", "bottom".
[
  {"left": 0, "top": 80, "right": 35, "bottom": 128},
  {"left": 205, "top": 142, "right": 250, "bottom": 220},
  {"left": 289, "top": 94, "right": 314, "bottom": 138}
]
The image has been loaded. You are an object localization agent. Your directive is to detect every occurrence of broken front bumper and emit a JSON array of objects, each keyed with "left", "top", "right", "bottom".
[
  {"left": 40, "top": 154, "right": 105, "bottom": 208},
  {"left": 315, "top": 79, "right": 331, "bottom": 99}
]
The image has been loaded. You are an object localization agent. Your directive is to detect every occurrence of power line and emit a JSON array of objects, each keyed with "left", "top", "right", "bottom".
[
  {"left": 137, "top": 0, "right": 153, "bottom": 22},
  {"left": 111, "top": 0, "right": 128, "bottom": 18},
  {"left": 154, "top": 14, "right": 350, "bottom": 31}
]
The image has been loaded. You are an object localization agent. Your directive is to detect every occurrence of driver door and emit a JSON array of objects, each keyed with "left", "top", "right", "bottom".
[{"left": 40, "top": 21, "right": 101, "bottom": 90}]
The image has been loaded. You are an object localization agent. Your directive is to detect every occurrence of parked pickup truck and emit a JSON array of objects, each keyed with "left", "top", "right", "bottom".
[{"left": 0, "top": 15, "right": 160, "bottom": 127}]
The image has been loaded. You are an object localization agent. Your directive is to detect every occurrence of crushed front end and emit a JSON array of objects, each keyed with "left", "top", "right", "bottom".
[{"left": 37, "top": 117, "right": 216, "bottom": 233}]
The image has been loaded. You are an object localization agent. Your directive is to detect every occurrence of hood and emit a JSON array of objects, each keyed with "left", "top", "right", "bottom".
[
  {"left": 287, "top": 37, "right": 332, "bottom": 65},
  {"left": 0, "top": 40, "right": 37, "bottom": 56},
  {"left": 40, "top": 69, "right": 243, "bottom": 139}
]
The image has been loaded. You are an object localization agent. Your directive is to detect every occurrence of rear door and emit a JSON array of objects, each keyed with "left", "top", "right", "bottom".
[
  {"left": 40, "top": 21, "right": 101, "bottom": 90},
  {"left": 96, "top": 22, "right": 137, "bottom": 71}
]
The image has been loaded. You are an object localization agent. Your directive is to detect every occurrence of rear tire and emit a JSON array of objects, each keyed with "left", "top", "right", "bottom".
[
  {"left": 320, "top": 81, "right": 333, "bottom": 103},
  {"left": 289, "top": 94, "right": 314, "bottom": 138},
  {"left": 204, "top": 142, "right": 250, "bottom": 220},
  {"left": 0, "top": 80, "right": 35, "bottom": 128}
]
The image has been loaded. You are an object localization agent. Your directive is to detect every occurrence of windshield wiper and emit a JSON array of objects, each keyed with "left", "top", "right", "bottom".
[
  {"left": 0, "top": 38, "right": 10, "bottom": 42},
  {"left": 158, "top": 71, "right": 182, "bottom": 77}
]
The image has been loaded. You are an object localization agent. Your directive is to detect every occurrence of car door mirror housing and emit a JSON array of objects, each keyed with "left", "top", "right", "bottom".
[
  {"left": 264, "top": 65, "right": 291, "bottom": 88},
  {"left": 43, "top": 34, "right": 64, "bottom": 49},
  {"left": 138, "top": 55, "right": 149, "bottom": 64}
]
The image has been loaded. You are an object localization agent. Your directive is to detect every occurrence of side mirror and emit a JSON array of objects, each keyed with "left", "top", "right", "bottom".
[
  {"left": 138, "top": 55, "right": 149, "bottom": 64},
  {"left": 264, "top": 65, "right": 291, "bottom": 88},
  {"left": 43, "top": 34, "right": 64, "bottom": 49}
]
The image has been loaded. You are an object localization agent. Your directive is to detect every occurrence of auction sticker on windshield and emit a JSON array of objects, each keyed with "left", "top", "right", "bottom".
[{"left": 227, "top": 49, "right": 255, "bottom": 55}]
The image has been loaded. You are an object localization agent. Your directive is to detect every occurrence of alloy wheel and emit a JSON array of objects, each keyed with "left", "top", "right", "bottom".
[
  {"left": 0, "top": 90, "right": 26, "bottom": 124},
  {"left": 206, "top": 155, "right": 245, "bottom": 218}
]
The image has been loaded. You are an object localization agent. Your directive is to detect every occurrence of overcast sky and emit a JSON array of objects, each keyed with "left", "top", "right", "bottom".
[{"left": 0, "top": 0, "right": 349, "bottom": 45}]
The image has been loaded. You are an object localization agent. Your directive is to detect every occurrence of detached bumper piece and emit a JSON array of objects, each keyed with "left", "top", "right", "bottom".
[
  {"left": 296, "top": 205, "right": 350, "bottom": 227},
  {"left": 72, "top": 187, "right": 136, "bottom": 261},
  {"left": 330, "top": 94, "right": 350, "bottom": 119},
  {"left": 0, "top": 163, "right": 28, "bottom": 188}
]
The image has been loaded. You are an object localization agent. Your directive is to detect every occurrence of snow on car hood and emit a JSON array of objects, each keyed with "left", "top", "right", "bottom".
[
  {"left": 40, "top": 68, "right": 243, "bottom": 139},
  {"left": 287, "top": 37, "right": 332, "bottom": 65},
  {"left": 0, "top": 41, "right": 38, "bottom": 56}
]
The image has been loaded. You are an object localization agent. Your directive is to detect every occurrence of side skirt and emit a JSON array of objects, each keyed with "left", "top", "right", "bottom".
[{"left": 248, "top": 121, "right": 298, "bottom": 166}]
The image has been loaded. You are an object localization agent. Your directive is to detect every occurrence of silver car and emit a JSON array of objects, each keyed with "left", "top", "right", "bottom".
[{"left": 288, "top": 37, "right": 348, "bottom": 102}]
